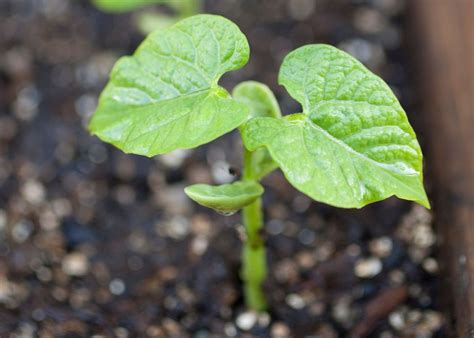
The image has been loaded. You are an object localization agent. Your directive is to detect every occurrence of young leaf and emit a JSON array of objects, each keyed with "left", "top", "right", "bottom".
[
  {"left": 185, "top": 181, "right": 264, "bottom": 215},
  {"left": 233, "top": 81, "right": 281, "bottom": 119},
  {"left": 89, "top": 15, "right": 250, "bottom": 157},
  {"left": 233, "top": 81, "right": 281, "bottom": 180},
  {"left": 92, "top": 0, "right": 163, "bottom": 12},
  {"left": 242, "top": 44, "right": 429, "bottom": 209}
]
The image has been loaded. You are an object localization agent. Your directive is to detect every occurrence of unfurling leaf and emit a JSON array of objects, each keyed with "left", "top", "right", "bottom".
[
  {"left": 233, "top": 81, "right": 281, "bottom": 180},
  {"left": 184, "top": 181, "right": 264, "bottom": 215},
  {"left": 89, "top": 15, "right": 250, "bottom": 157},
  {"left": 233, "top": 81, "right": 281, "bottom": 119},
  {"left": 242, "top": 44, "right": 429, "bottom": 208}
]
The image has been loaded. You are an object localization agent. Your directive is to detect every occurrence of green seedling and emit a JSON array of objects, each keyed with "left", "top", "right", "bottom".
[
  {"left": 89, "top": 15, "right": 429, "bottom": 311},
  {"left": 92, "top": 0, "right": 201, "bottom": 35}
]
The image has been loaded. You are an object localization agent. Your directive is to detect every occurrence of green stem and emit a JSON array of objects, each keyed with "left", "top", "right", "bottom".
[{"left": 241, "top": 149, "right": 267, "bottom": 311}]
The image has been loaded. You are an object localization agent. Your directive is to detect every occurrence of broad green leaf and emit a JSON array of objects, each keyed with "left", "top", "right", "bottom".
[
  {"left": 242, "top": 44, "right": 429, "bottom": 209},
  {"left": 184, "top": 181, "right": 264, "bottom": 215},
  {"left": 233, "top": 81, "right": 281, "bottom": 180},
  {"left": 89, "top": 15, "right": 250, "bottom": 157},
  {"left": 92, "top": 0, "right": 163, "bottom": 12}
]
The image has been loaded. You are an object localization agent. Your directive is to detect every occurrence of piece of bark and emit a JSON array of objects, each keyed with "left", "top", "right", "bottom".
[{"left": 349, "top": 286, "right": 408, "bottom": 338}]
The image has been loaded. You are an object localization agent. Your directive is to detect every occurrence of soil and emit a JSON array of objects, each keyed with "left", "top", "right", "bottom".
[{"left": 0, "top": 0, "right": 445, "bottom": 337}]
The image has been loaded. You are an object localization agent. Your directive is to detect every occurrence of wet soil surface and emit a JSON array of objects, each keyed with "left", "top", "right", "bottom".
[{"left": 0, "top": 0, "right": 445, "bottom": 337}]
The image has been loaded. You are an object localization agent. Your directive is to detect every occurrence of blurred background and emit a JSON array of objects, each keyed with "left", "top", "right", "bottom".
[{"left": 2, "top": 0, "right": 471, "bottom": 337}]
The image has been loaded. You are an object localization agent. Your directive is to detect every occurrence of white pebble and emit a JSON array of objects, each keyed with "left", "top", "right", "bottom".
[
  {"left": 422, "top": 258, "right": 439, "bottom": 274},
  {"left": 109, "top": 279, "right": 126, "bottom": 295},
  {"left": 236, "top": 311, "right": 257, "bottom": 331},
  {"left": 369, "top": 237, "right": 393, "bottom": 257},
  {"left": 62, "top": 252, "right": 89, "bottom": 276},
  {"left": 286, "top": 293, "right": 306, "bottom": 309},
  {"left": 159, "top": 149, "right": 191, "bottom": 168},
  {"left": 354, "top": 257, "right": 382, "bottom": 278},
  {"left": 21, "top": 180, "right": 45, "bottom": 204},
  {"left": 389, "top": 311, "right": 405, "bottom": 330}
]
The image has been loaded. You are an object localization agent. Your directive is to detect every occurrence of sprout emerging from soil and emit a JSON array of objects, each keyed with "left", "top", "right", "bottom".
[{"left": 88, "top": 14, "right": 429, "bottom": 311}]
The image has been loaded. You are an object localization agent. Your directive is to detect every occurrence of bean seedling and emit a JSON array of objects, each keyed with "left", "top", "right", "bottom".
[{"left": 89, "top": 15, "right": 429, "bottom": 311}]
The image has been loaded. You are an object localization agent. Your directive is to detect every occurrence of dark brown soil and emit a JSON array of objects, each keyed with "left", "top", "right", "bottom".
[{"left": 0, "top": 0, "right": 445, "bottom": 337}]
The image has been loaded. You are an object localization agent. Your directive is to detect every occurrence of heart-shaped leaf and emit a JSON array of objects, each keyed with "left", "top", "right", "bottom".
[
  {"left": 233, "top": 81, "right": 281, "bottom": 180},
  {"left": 184, "top": 181, "right": 264, "bottom": 215},
  {"left": 242, "top": 44, "right": 429, "bottom": 208},
  {"left": 89, "top": 15, "right": 250, "bottom": 157}
]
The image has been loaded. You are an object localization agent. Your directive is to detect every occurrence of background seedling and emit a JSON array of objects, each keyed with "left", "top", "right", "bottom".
[
  {"left": 89, "top": 14, "right": 429, "bottom": 311},
  {"left": 92, "top": 0, "right": 201, "bottom": 35}
]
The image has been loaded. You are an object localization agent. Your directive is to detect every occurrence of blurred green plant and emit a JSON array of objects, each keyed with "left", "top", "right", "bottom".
[
  {"left": 92, "top": 0, "right": 201, "bottom": 35},
  {"left": 88, "top": 14, "right": 429, "bottom": 311}
]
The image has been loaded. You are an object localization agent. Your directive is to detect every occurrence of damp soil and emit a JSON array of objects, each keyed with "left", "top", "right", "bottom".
[{"left": 0, "top": 0, "right": 445, "bottom": 337}]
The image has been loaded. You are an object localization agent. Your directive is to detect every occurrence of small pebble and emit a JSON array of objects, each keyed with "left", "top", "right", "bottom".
[
  {"left": 21, "top": 180, "right": 45, "bottom": 204},
  {"left": 0, "top": 210, "right": 6, "bottom": 232},
  {"left": 211, "top": 160, "right": 234, "bottom": 184},
  {"left": 236, "top": 311, "right": 257, "bottom": 331},
  {"left": 424, "top": 310, "right": 443, "bottom": 331},
  {"left": 369, "top": 237, "right": 393, "bottom": 257},
  {"left": 389, "top": 269, "right": 406, "bottom": 285},
  {"left": 113, "top": 185, "right": 136, "bottom": 205},
  {"left": 346, "top": 243, "right": 361, "bottom": 257},
  {"left": 339, "top": 39, "right": 386, "bottom": 68},
  {"left": 12, "top": 220, "right": 34, "bottom": 243},
  {"left": 159, "top": 149, "right": 191, "bottom": 168},
  {"left": 312, "top": 324, "right": 338, "bottom": 338},
  {"left": 257, "top": 312, "right": 271, "bottom": 327},
  {"left": 13, "top": 85, "right": 40, "bottom": 121},
  {"left": 389, "top": 310, "right": 405, "bottom": 330},
  {"left": 36, "top": 267, "right": 53, "bottom": 282},
  {"left": 413, "top": 224, "right": 436, "bottom": 248},
  {"left": 354, "top": 257, "right": 382, "bottom": 278},
  {"left": 224, "top": 323, "right": 237, "bottom": 337},
  {"left": 296, "top": 251, "right": 316, "bottom": 269},
  {"left": 292, "top": 195, "right": 311, "bottom": 213},
  {"left": 271, "top": 322, "right": 290, "bottom": 337},
  {"left": 288, "top": 0, "right": 316, "bottom": 21},
  {"left": 286, "top": 293, "right": 305, "bottom": 309},
  {"left": 62, "top": 252, "right": 89, "bottom": 276},
  {"left": 191, "top": 236, "right": 208, "bottom": 256},
  {"left": 297, "top": 228, "right": 315, "bottom": 245},
  {"left": 163, "top": 216, "right": 190, "bottom": 240},
  {"left": 274, "top": 259, "right": 299, "bottom": 283},
  {"left": 267, "top": 219, "right": 285, "bottom": 235},
  {"left": 88, "top": 144, "right": 108, "bottom": 164},
  {"left": 422, "top": 257, "right": 439, "bottom": 274},
  {"left": 109, "top": 279, "right": 126, "bottom": 295},
  {"left": 32, "top": 308, "right": 46, "bottom": 321},
  {"left": 380, "top": 331, "right": 395, "bottom": 338},
  {"left": 114, "top": 327, "right": 129, "bottom": 338},
  {"left": 332, "top": 296, "right": 353, "bottom": 327},
  {"left": 353, "top": 7, "right": 387, "bottom": 34}
]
